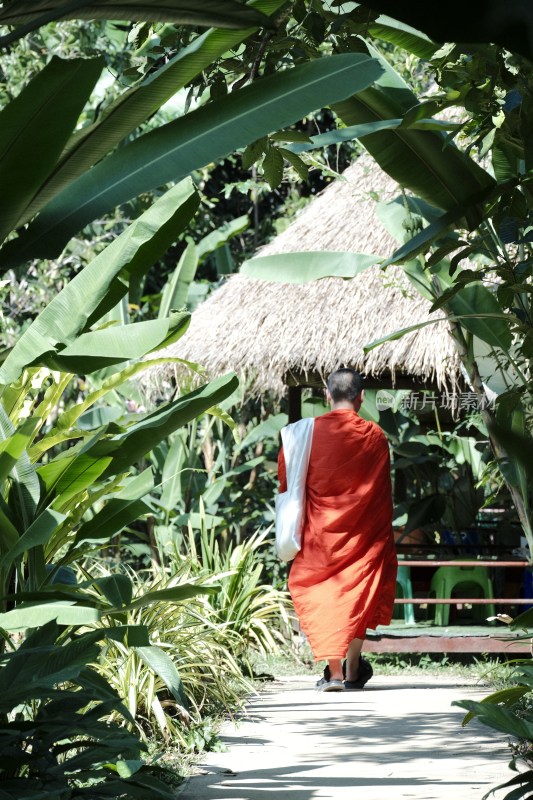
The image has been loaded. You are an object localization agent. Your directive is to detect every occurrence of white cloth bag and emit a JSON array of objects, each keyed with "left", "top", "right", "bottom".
[{"left": 275, "top": 417, "right": 314, "bottom": 562}]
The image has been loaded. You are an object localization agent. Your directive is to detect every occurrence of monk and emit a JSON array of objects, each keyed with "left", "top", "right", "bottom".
[{"left": 278, "top": 368, "right": 397, "bottom": 692}]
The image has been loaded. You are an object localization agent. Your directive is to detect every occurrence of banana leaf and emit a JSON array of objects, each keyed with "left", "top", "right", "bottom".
[
  {"left": 0, "top": 56, "right": 103, "bottom": 242},
  {"left": 0, "top": 602, "right": 102, "bottom": 630},
  {"left": 447, "top": 283, "right": 512, "bottom": 349},
  {"left": 0, "top": 509, "right": 66, "bottom": 573},
  {"left": 331, "top": 42, "right": 494, "bottom": 217},
  {"left": 197, "top": 215, "right": 250, "bottom": 262},
  {"left": 38, "top": 453, "right": 113, "bottom": 512},
  {"left": 0, "top": 417, "right": 39, "bottom": 484},
  {"left": 159, "top": 436, "right": 186, "bottom": 510},
  {"left": 0, "top": 405, "right": 39, "bottom": 530},
  {"left": 0, "top": 179, "right": 198, "bottom": 385},
  {"left": 454, "top": 698, "right": 533, "bottom": 740},
  {"left": 0, "top": 0, "right": 274, "bottom": 47},
  {"left": 365, "top": 14, "right": 437, "bottom": 58},
  {"left": 18, "top": 0, "right": 284, "bottom": 223},
  {"left": 0, "top": 53, "right": 384, "bottom": 264},
  {"left": 159, "top": 242, "right": 198, "bottom": 317},
  {"left": 89, "top": 372, "right": 240, "bottom": 478},
  {"left": 43, "top": 312, "right": 190, "bottom": 373},
  {"left": 74, "top": 469, "right": 154, "bottom": 545},
  {"left": 136, "top": 644, "right": 189, "bottom": 709},
  {"left": 240, "top": 251, "right": 378, "bottom": 282}
]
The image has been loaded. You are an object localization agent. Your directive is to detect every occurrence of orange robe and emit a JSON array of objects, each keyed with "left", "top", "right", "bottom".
[{"left": 278, "top": 409, "right": 397, "bottom": 660}]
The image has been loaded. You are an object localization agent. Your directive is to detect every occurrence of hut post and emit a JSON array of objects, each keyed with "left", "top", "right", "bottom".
[{"left": 288, "top": 385, "right": 302, "bottom": 423}]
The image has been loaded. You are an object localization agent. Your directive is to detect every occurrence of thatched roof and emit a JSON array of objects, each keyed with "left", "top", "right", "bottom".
[{"left": 150, "top": 154, "right": 461, "bottom": 397}]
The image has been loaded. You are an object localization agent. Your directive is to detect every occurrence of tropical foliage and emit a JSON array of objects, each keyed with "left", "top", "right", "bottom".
[
  {"left": 3, "top": 0, "right": 533, "bottom": 794},
  {"left": 0, "top": 3, "right": 392, "bottom": 793},
  {"left": 455, "top": 604, "right": 533, "bottom": 800}
]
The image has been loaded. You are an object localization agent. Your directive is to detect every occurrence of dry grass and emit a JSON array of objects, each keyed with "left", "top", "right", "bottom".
[{"left": 148, "top": 154, "right": 461, "bottom": 398}]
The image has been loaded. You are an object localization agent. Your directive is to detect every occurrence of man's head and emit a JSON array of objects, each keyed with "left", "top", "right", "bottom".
[{"left": 326, "top": 368, "right": 363, "bottom": 410}]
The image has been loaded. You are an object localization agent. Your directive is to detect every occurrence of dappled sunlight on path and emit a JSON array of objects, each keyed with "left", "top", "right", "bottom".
[{"left": 180, "top": 676, "right": 511, "bottom": 800}]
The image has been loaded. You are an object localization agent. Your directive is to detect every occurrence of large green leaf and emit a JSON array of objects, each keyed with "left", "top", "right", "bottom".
[
  {"left": 0, "top": 417, "right": 39, "bottom": 484},
  {"left": 0, "top": 55, "right": 103, "bottom": 243},
  {"left": 0, "top": 509, "right": 65, "bottom": 573},
  {"left": 287, "top": 117, "right": 461, "bottom": 154},
  {"left": 85, "top": 573, "right": 134, "bottom": 607},
  {"left": 446, "top": 283, "right": 513, "bottom": 349},
  {"left": 363, "top": 318, "right": 449, "bottom": 352},
  {"left": 136, "top": 644, "right": 189, "bottom": 709},
  {"left": 197, "top": 215, "right": 250, "bottom": 262},
  {"left": 74, "top": 469, "right": 154, "bottom": 545},
  {"left": 38, "top": 453, "right": 113, "bottom": 512},
  {"left": 366, "top": 14, "right": 437, "bottom": 58},
  {"left": 331, "top": 42, "right": 494, "bottom": 215},
  {"left": 18, "top": 0, "right": 284, "bottom": 223},
  {"left": 0, "top": 404, "right": 39, "bottom": 530},
  {"left": 454, "top": 698, "right": 533, "bottom": 740},
  {"left": 1, "top": 53, "right": 385, "bottom": 263},
  {"left": 158, "top": 242, "right": 198, "bottom": 318},
  {"left": 363, "top": 308, "right": 511, "bottom": 354},
  {"left": 0, "top": 507, "right": 19, "bottom": 558},
  {"left": 487, "top": 422, "right": 533, "bottom": 488},
  {"left": 159, "top": 436, "right": 186, "bottom": 511},
  {"left": 240, "top": 251, "right": 379, "bottom": 282},
  {"left": 0, "top": 179, "right": 199, "bottom": 385},
  {"left": 30, "top": 357, "right": 193, "bottom": 460},
  {"left": 0, "top": 0, "right": 274, "bottom": 47},
  {"left": 0, "top": 621, "right": 100, "bottom": 692},
  {"left": 90, "top": 372, "right": 240, "bottom": 477},
  {"left": 0, "top": 602, "right": 102, "bottom": 631},
  {"left": 459, "top": 686, "right": 530, "bottom": 726},
  {"left": 44, "top": 312, "right": 190, "bottom": 373}
]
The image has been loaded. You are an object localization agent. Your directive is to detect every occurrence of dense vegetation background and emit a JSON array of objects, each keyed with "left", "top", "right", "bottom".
[{"left": 1, "top": 2, "right": 533, "bottom": 798}]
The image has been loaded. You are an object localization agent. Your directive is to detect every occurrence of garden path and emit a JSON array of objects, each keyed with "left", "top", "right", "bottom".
[{"left": 179, "top": 675, "right": 514, "bottom": 800}]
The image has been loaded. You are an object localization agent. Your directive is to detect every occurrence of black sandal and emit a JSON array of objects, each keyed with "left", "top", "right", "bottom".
[{"left": 344, "top": 656, "right": 373, "bottom": 690}]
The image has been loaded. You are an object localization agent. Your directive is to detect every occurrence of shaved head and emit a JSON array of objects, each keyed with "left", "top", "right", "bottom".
[{"left": 327, "top": 368, "right": 363, "bottom": 403}]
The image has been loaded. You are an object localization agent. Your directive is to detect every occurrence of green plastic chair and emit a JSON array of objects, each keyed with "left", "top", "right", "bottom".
[
  {"left": 430, "top": 565, "right": 495, "bottom": 626},
  {"left": 394, "top": 565, "right": 416, "bottom": 625}
]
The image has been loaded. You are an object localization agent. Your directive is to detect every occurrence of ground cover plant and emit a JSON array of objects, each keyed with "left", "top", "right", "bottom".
[{"left": 454, "top": 607, "right": 533, "bottom": 799}]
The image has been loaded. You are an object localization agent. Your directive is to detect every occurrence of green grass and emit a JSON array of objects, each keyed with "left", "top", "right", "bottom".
[{"left": 249, "top": 643, "right": 517, "bottom": 683}]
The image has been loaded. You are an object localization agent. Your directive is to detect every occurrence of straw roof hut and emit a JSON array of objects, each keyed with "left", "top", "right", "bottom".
[{"left": 151, "top": 154, "right": 461, "bottom": 408}]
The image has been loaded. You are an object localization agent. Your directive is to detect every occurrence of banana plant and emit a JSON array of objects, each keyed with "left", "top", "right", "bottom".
[
  {"left": 331, "top": 40, "right": 495, "bottom": 223},
  {"left": 0, "top": 48, "right": 385, "bottom": 267},
  {"left": 0, "top": 569, "right": 221, "bottom": 797},
  {"left": 0, "top": 178, "right": 240, "bottom": 614},
  {"left": 0, "top": 176, "right": 239, "bottom": 797},
  {"left": 148, "top": 410, "right": 267, "bottom": 561},
  {"left": 5, "top": 0, "right": 284, "bottom": 231}
]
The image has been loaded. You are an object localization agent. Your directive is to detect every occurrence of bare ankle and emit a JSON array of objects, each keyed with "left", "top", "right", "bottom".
[
  {"left": 346, "top": 658, "right": 360, "bottom": 682},
  {"left": 327, "top": 658, "right": 343, "bottom": 682}
]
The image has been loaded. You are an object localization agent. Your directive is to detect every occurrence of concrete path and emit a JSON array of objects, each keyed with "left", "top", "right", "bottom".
[{"left": 180, "top": 675, "right": 514, "bottom": 800}]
